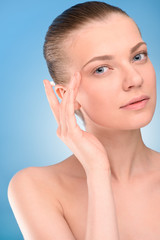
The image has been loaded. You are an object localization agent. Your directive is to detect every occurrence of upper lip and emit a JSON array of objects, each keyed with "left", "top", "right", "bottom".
[{"left": 120, "top": 95, "right": 150, "bottom": 108}]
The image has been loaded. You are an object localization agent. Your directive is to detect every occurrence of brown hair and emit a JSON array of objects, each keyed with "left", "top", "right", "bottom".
[{"left": 43, "top": 1, "right": 130, "bottom": 123}]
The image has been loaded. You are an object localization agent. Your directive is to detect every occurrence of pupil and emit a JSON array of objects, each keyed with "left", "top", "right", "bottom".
[
  {"left": 135, "top": 54, "right": 140, "bottom": 60},
  {"left": 97, "top": 67, "right": 103, "bottom": 72}
]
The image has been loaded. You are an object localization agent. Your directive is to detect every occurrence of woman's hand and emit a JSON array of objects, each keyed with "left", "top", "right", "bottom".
[{"left": 43, "top": 73, "right": 110, "bottom": 174}]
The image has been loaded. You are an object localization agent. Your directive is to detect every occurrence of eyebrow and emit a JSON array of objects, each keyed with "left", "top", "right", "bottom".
[{"left": 82, "top": 41, "right": 147, "bottom": 69}]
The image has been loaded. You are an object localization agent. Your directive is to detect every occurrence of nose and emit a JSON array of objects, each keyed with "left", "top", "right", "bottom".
[{"left": 122, "top": 64, "right": 144, "bottom": 91}]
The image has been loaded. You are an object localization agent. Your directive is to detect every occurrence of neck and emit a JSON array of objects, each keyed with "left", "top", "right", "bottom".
[{"left": 85, "top": 124, "right": 151, "bottom": 183}]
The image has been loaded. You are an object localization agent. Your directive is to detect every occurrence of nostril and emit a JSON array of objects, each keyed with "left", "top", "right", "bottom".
[{"left": 128, "top": 85, "right": 134, "bottom": 89}]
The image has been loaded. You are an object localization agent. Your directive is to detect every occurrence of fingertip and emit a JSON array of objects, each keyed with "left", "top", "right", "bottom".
[
  {"left": 75, "top": 72, "right": 81, "bottom": 79},
  {"left": 75, "top": 72, "right": 81, "bottom": 87},
  {"left": 43, "top": 79, "right": 49, "bottom": 85},
  {"left": 43, "top": 80, "right": 46, "bottom": 87},
  {"left": 50, "top": 81, "right": 55, "bottom": 87},
  {"left": 70, "top": 72, "right": 81, "bottom": 89}
]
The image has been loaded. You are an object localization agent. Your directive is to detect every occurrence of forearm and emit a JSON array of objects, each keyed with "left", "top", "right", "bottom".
[{"left": 85, "top": 167, "right": 120, "bottom": 240}]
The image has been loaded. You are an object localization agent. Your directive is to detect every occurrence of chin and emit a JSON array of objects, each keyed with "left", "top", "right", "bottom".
[
  {"left": 125, "top": 109, "right": 156, "bottom": 130},
  {"left": 129, "top": 117, "right": 153, "bottom": 130}
]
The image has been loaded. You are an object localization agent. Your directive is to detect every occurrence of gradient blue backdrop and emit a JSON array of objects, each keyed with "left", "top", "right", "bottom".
[{"left": 1, "top": 0, "right": 160, "bottom": 239}]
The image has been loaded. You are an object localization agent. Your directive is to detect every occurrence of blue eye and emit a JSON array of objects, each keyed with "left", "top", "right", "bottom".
[
  {"left": 94, "top": 66, "right": 108, "bottom": 75},
  {"left": 133, "top": 52, "right": 147, "bottom": 61}
]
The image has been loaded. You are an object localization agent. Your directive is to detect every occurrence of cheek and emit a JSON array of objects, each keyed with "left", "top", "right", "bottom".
[
  {"left": 143, "top": 61, "right": 157, "bottom": 107},
  {"left": 78, "top": 82, "right": 118, "bottom": 126},
  {"left": 144, "top": 63, "right": 156, "bottom": 88}
]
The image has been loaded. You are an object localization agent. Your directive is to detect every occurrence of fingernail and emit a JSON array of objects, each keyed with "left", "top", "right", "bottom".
[
  {"left": 69, "top": 77, "right": 74, "bottom": 87},
  {"left": 74, "top": 72, "right": 78, "bottom": 78},
  {"left": 75, "top": 72, "right": 80, "bottom": 79}
]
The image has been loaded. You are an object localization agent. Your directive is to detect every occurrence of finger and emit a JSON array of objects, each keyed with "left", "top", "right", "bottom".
[
  {"left": 59, "top": 85, "right": 70, "bottom": 137},
  {"left": 72, "top": 72, "right": 81, "bottom": 101},
  {"left": 68, "top": 71, "right": 80, "bottom": 90},
  {"left": 59, "top": 73, "right": 80, "bottom": 137},
  {"left": 43, "top": 80, "right": 60, "bottom": 124},
  {"left": 66, "top": 73, "right": 81, "bottom": 130}
]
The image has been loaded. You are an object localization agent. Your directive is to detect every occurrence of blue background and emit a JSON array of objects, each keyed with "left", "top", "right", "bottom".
[{"left": 1, "top": 0, "right": 160, "bottom": 239}]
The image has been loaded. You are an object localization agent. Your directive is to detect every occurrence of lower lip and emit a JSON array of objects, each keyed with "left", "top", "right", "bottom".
[{"left": 121, "top": 98, "right": 150, "bottom": 110}]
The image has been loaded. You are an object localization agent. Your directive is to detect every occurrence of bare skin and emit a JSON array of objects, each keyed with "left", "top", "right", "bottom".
[
  {"left": 10, "top": 150, "right": 160, "bottom": 240},
  {"left": 8, "top": 13, "right": 160, "bottom": 240}
]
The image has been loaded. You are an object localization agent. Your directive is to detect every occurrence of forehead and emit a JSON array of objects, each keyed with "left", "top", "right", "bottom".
[{"left": 67, "top": 14, "right": 142, "bottom": 63}]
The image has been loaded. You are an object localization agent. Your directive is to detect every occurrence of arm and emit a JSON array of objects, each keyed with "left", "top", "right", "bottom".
[
  {"left": 8, "top": 168, "right": 76, "bottom": 240},
  {"left": 85, "top": 167, "right": 119, "bottom": 240}
]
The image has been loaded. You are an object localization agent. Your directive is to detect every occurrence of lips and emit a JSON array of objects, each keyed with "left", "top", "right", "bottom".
[{"left": 120, "top": 95, "right": 150, "bottom": 108}]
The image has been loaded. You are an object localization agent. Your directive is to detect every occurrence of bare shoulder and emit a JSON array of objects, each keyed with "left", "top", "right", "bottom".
[
  {"left": 7, "top": 161, "right": 65, "bottom": 216},
  {"left": 8, "top": 154, "right": 82, "bottom": 198},
  {"left": 8, "top": 154, "right": 86, "bottom": 212},
  {"left": 7, "top": 155, "right": 84, "bottom": 239}
]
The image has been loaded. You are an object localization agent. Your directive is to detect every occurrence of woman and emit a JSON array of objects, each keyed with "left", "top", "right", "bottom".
[{"left": 8, "top": 1, "right": 160, "bottom": 239}]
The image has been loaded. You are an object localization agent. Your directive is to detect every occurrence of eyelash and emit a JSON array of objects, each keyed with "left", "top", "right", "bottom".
[
  {"left": 92, "top": 50, "right": 148, "bottom": 76},
  {"left": 132, "top": 50, "right": 148, "bottom": 62}
]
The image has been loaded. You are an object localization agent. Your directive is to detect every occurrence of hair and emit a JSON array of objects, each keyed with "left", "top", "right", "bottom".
[{"left": 43, "top": 1, "right": 133, "bottom": 124}]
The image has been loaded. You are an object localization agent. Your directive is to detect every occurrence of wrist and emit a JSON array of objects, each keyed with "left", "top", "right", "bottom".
[{"left": 85, "top": 163, "right": 111, "bottom": 179}]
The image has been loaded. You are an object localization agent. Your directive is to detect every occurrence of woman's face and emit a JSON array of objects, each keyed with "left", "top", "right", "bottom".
[{"left": 67, "top": 14, "right": 156, "bottom": 130}]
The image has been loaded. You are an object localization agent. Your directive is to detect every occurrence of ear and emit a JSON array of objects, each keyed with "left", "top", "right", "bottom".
[
  {"left": 54, "top": 84, "right": 66, "bottom": 99},
  {"left": 55, "top": 84, "right": 81, "bottom": 110}
]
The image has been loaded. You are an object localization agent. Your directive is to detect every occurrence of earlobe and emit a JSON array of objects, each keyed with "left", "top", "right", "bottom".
[{"left": 74, "top": 101, "right": 81, "bottom": 110}]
